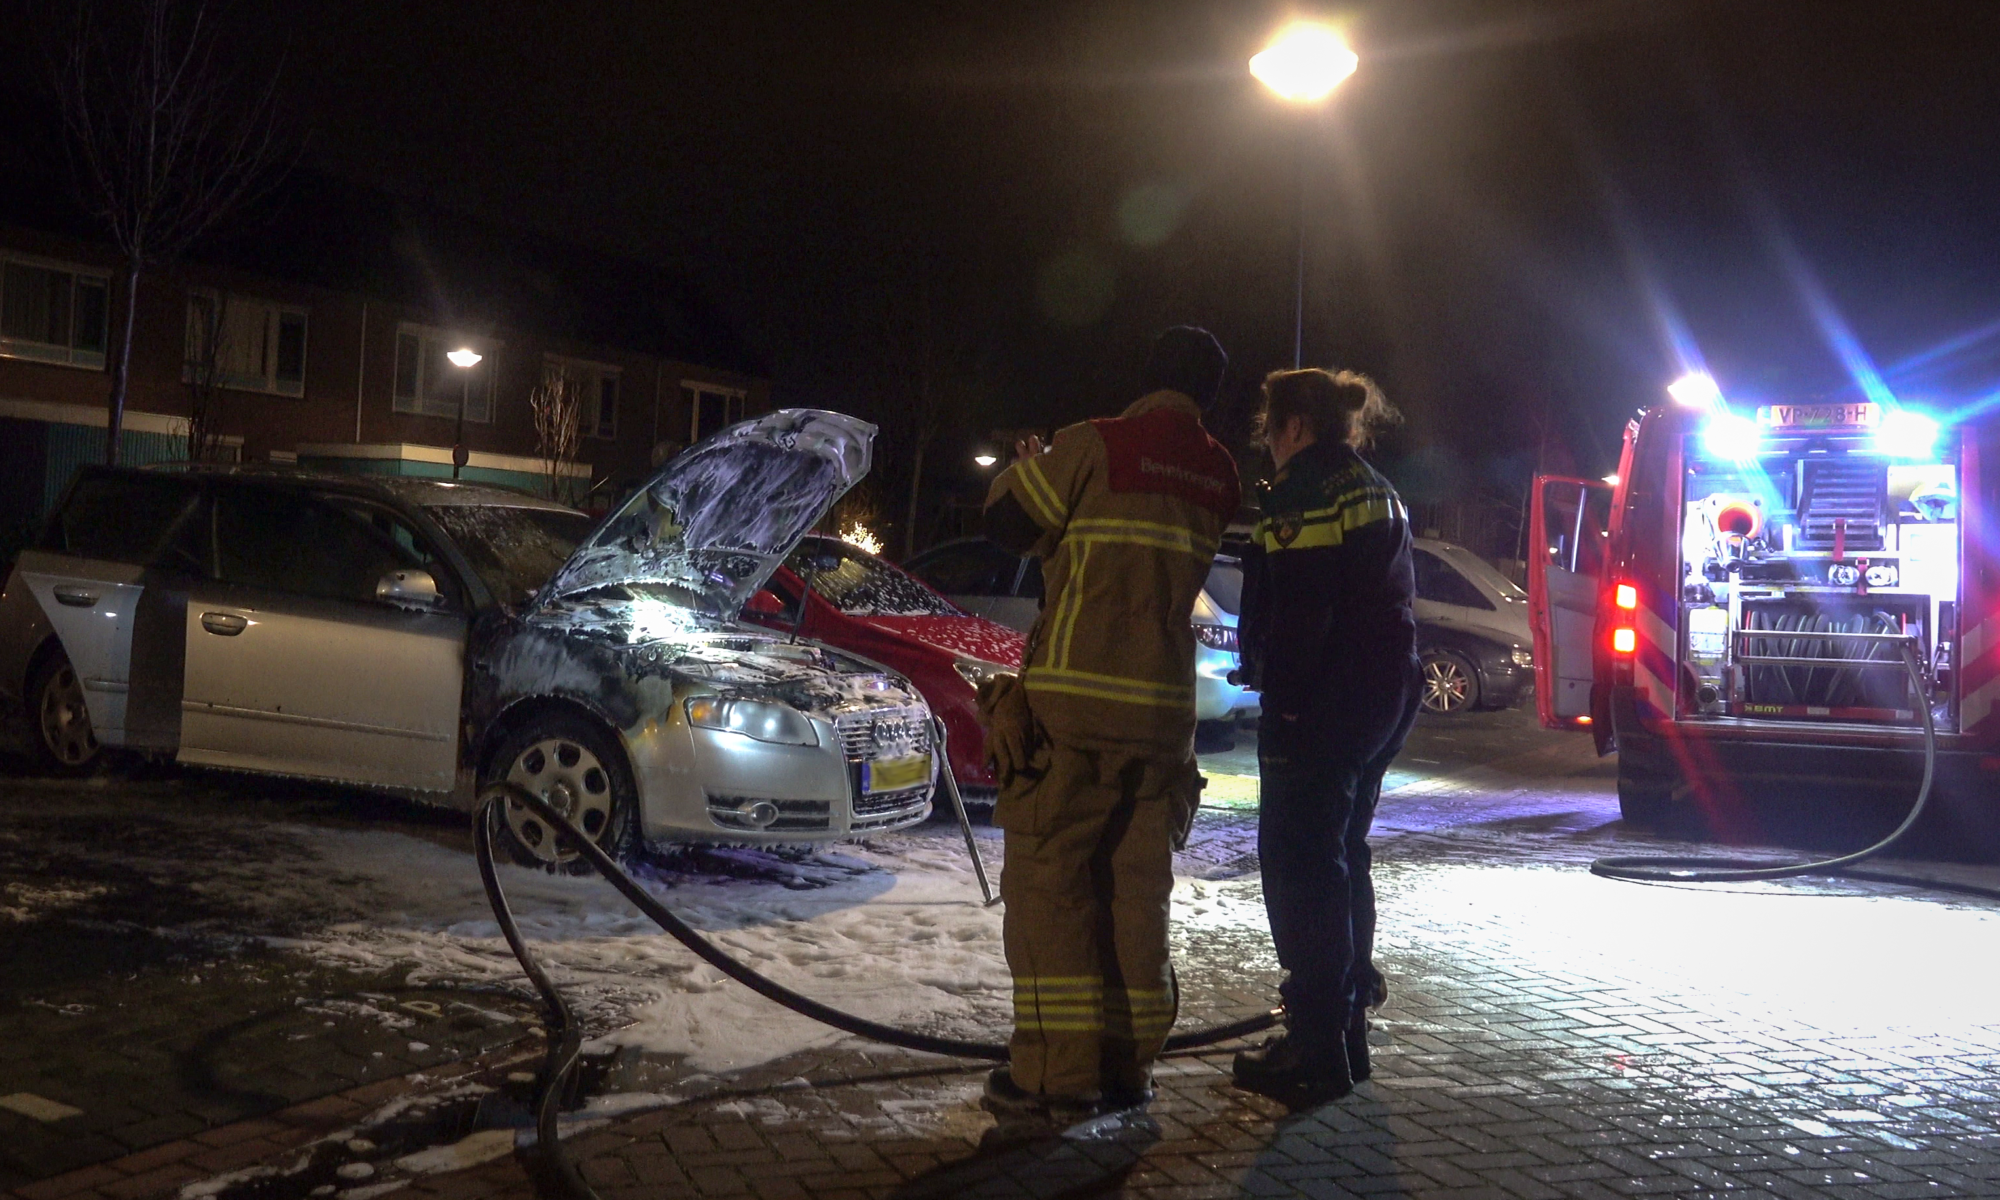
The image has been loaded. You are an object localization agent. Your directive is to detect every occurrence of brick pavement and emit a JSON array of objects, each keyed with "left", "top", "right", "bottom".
[{"left": 23, "top": 742, "right": 1997, "bottom": 1199}]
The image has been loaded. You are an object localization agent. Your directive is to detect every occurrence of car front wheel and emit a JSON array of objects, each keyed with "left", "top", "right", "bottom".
[
  {"left": 31, "top": 648, "right": 100, "bottom": 774},
  {"left": 485, "top": 713, "right": 638, "bottom": 875},
  {"left": 1418, "top": 649, "right": 1481, "bottom": 716}
]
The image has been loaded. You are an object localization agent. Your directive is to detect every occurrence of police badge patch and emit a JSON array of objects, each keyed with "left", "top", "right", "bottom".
[{"left": 1273, "top": 514, "right": 1301, "bottom": 547}]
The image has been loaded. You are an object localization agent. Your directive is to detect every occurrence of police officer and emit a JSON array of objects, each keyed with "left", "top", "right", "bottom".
[
  {"left": 977, "top": 327, "right": 1240, "bottom": 1127},
  {"left": 1233, "top": 368, "right": 1418, "bottom": 1104}
]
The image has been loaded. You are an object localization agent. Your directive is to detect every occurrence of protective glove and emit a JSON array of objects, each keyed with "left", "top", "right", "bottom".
[{"left": 975, "top": 674, "right": 1035, "bottom": 785}]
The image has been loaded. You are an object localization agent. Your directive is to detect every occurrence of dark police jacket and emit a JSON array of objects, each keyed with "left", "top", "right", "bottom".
[{"left": 1239, "top": 439, "right": 1417, "bottom": 726}]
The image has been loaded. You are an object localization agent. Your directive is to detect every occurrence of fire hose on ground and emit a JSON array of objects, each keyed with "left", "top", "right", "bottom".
[
  {"left": 1591, "top": 636, "right": 1941, "bottom": 884},
  {"left": 475, "top": 719, "right": 1281, "bottom": 1197}
]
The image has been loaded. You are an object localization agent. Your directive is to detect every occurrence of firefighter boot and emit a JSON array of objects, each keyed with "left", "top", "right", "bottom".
[{"left": 1232, "top": 1032, "right": 1354, "bottom": 1106}]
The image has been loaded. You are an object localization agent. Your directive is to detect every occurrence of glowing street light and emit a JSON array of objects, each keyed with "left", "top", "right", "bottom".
[
  {"left": 448, "top": 346, "right": 482, "bottom": 478},
  {"left": 1250, "top": 22, "right": 1358, "bottom": 103},
  {"left": 973, "top": 451, "right": 999, "bottom": 468},
  {"left": 1602, "top": 473, "right": 1620, "bottom": 486},
  {"left": 1251, "top": 21, "right": 1358, "bottom": 369},
  {"left": 1668, "top": 371, "right": 1723, "bottom": 410}
]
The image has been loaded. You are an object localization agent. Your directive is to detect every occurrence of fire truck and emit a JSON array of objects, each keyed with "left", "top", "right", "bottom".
[{"left": 1526, "top": 379, "right": 1996, "bottom": 847}]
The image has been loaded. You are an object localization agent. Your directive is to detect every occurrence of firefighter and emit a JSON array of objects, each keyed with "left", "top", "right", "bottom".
[
  {"left": 976, "top": 326, "right": 1241, "bottom": 1127},
  {"left": 1232, "top": 368, "right": 1418, "bottom": 1105}
]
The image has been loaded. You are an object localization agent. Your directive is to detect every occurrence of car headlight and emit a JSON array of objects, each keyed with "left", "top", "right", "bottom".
[
  {"left": 1511, "top": 647, "right": 1534, "bottom": 668},
  {"left": 953, "top": 658, "right": 1016, "bottom": 688},
  {"left": 684, "top": 696, "right": 819, "bottom": 746},
  {"left": 1193, "top": 623, "right": 1239, "bottom": 654}
]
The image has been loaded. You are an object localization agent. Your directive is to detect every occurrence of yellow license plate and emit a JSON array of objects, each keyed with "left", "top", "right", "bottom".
[{"left": 864, "top": 754, "right": 931, "bottom": 793}]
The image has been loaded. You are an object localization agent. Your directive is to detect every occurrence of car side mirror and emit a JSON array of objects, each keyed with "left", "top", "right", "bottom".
[
  {"left": 745, "top": 589, "right": 785, "bottom": 616},
  {"left": 377, "top": 568, "right": 445, "bottom": 610}
]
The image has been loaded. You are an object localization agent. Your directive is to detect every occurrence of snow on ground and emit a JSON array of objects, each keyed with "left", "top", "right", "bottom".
[{"left": 265, "top": 823, "right": 1017, "bottom": 1071}]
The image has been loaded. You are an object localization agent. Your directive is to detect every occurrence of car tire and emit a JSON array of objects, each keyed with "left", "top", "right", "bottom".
[
  {"left": 1194, "top": 719, "right": 1237, "bottom": 754},
  {"left": 1418, "top": 649, "right": 1481, "bottom": 716},
  {"left": 484, "top": 713, "right": 639, "bottom": 876},
  {"left": 29, "top": 647, "right": 101, "bottom": 775}
]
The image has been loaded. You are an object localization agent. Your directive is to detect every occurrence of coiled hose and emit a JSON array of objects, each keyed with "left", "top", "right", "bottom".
[
  {"left": 1592, "top": 637, "right": 1936, "bottom": 883},
  {"left": 477, "top": 758, "right": 1281, "bottom": 1196}
]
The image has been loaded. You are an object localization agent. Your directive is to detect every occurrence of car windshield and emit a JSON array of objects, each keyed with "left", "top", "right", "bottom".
[
  {"left": 792, "top": 540, "right": 958, "bottom": 616},
  {"left": 1204, "top": 558, "right": 1244, "bottom": 615},
  {"left": 428, "top": 504, "right": 597, "bottom": 605}
]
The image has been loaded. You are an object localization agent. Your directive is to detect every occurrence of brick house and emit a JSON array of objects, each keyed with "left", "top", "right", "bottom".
[{"left": 0, "top": 184, "right": 770, "bottom": 534}]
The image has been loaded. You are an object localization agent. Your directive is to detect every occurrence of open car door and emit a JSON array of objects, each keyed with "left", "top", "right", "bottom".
[{"left": 1528, "top": 476, "right": 1613, "bottom": 732}]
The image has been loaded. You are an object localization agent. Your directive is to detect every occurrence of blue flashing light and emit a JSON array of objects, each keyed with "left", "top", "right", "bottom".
[
  {"left": 1700, "top": 411, "right": 1763, "bottom": 461},
  {"left": 1873, "top": 409, "right": 1940, "bottom": 459}
]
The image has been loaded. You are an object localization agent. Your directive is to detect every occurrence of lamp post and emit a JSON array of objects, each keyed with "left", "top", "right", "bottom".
[
  {"left": 447, "top": 347, "right": 482, "bottom": 479},
  {"left": 1250, "top": 22, "right": 1358, "bottom": 369}
]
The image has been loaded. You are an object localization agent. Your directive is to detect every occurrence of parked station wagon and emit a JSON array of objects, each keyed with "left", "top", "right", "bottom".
[{"left": 0, "top": 410, "right": 936, "bottom": 866}]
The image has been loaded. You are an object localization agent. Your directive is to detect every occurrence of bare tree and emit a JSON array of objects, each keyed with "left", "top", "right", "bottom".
[
  {"left": 530, "top": 363, "right": 586, "bottom": 503},
  {"left": 878, "top": 251, "right": 982, "bottom": 558},
  {"left": 55, "top": 0, "right": 285, "bottom": 465},
  {"left": 181, "top": 287, "right": 229, "bottom": 462}
]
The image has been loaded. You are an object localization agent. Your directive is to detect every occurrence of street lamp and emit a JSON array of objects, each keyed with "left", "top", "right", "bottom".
[
  {"left": 1251, "top": 21, "right": 1358, "bottom": 369},
  {"left": 448, "top": 347, "right": 482, "bottom": 479},
  {"left": 973, "top": 451, "right": 999, "bottom": 468}
]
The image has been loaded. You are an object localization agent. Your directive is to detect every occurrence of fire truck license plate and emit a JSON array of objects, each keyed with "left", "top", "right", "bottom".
[
  {"left": 1757, "top": 402, "right": 1879, "bottom": 430},
  {"left": 864, "top": 754, "right": 931, "bottom": 793}
]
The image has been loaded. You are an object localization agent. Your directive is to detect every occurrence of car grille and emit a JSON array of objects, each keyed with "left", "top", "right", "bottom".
[
  {"left": 834, "top": 707, "right": 932, "bottom": 762},
  {"left": 851, "top": 795, "right": 930, "bottom": 831},
  {"left": 706, "top": 797, "right": 832, "bottom": 833}
]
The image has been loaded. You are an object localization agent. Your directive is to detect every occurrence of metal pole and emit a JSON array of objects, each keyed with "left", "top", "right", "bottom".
[
  {"left": 1293, "top": 111, "right": 1309, "bottom": 370},
  {"left": 453, "top": 385, "right": 465, "bottom": 479}
]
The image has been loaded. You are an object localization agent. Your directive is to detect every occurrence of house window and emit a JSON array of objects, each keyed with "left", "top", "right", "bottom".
[
  {"left": 685, "top": 383, "right": 746, "bottom": 442},
  {"left": 546, "top": 356, "right": 621, "bottom": 439},
  {"left": 392, "top": 325, "right": 494, "bottom": 422},
  {"left": 0, "top": 254, "right": 110, "bottom": 369},
  {"left": 184, "top": 291, "right": 308, "bottom": 396}
]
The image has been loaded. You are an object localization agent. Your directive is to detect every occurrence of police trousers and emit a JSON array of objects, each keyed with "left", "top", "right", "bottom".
[
  {"left": 995, "top": 742, "right": 1193, "bottom": 1099},
  {"left": 1257, "top": 666, "right": 1420, "bottom": 1050}
]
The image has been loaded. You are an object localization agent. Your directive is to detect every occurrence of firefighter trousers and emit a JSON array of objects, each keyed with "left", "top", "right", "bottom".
[
  {"left": 995, "top": 742, "right": 1192, "bottom": 1100},
  {"left": 1257, "top": 670, "right": 1420, "bottom": 1053}
]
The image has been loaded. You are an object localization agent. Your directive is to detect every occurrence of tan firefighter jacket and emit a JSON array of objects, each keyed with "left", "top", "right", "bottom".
[{"left": 984, "top": 390, "right": 1240, "bottom": 759}]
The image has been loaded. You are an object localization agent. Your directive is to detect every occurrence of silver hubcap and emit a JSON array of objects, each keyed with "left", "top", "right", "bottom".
[
  {"left": 1421, "top": 657, "right": 1472, "bottom": 714},
  {"left": 39, "top": 664, "right": 97, "bottom": 766},
  {"left": 503, "top": 737, "right": 615, "bottom": 863}
]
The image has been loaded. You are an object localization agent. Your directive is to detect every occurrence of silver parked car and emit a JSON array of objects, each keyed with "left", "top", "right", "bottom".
[
  {"left": 0, "top": 410, "right": 936, "bottom": 866},
  {"left": 902, "top": 537, "right": 1259, "bottom": 727}
]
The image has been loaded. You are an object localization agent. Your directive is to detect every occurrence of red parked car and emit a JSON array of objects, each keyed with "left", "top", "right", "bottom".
[{"left": 743, "top": 535, "right": 1024, "bottom": 801}]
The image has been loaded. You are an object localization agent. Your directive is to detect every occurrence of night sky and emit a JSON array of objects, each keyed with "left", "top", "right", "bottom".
[{"left": 16, "top": 0, "right": 2000, "bottom": 512}]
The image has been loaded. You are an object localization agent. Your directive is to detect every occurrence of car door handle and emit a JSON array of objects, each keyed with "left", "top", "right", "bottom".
[
  {"left": 200, "top": 612, "right": 248, "bottom": 636},
  {"left": 53, "top": 586, "right": 98, "bottom": 608}
]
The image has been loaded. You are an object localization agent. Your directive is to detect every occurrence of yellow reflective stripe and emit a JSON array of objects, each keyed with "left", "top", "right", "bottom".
[
  {"left": 1049, "top": 540, "right": 1091, "bottom": 668},
  {"left": 1263, "top": 492, "right": 1406, "bottom": 553},
  {"left": 1014, "top": 457, "right": 1068, "bottom": 527},
  {"left": 1026, "top": 680, "right": 1190, "bottom": 709},
  {"left": 1028, "top": 667, "right": 1191, "bottom": 699},
  {"left": 1066, "top": 519, "right": 1219, "bottom": 559}
]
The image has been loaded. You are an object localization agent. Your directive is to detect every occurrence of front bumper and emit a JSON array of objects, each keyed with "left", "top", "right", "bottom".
[
  {"left": 1195, "top": 644, "right": 1259, "bottom": 722},
  {"left": 625, "top": 707, "right": 933, "bottom": 845}
]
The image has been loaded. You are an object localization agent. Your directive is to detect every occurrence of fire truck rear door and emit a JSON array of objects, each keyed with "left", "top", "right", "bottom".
[{"left": 1528, "top": 477, "right": 1613, "bottom": 729}]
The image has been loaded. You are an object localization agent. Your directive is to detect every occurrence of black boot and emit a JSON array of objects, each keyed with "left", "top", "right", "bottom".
[
  {"left": 1345, "top": 1010, "right": 1371, "bottom": 1083},
  {"left": 1231, "top": 1033, "right": 1353, "bottom": 1106}
]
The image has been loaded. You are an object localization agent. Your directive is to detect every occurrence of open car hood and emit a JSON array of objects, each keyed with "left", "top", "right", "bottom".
[{"left": 534, "top": 409, "right": 875, "bottom": 621}]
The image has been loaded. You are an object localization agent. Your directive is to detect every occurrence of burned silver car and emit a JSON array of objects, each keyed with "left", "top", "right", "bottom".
[{"left": 0, "top": 410, "right": 935, "bottom": 865}]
